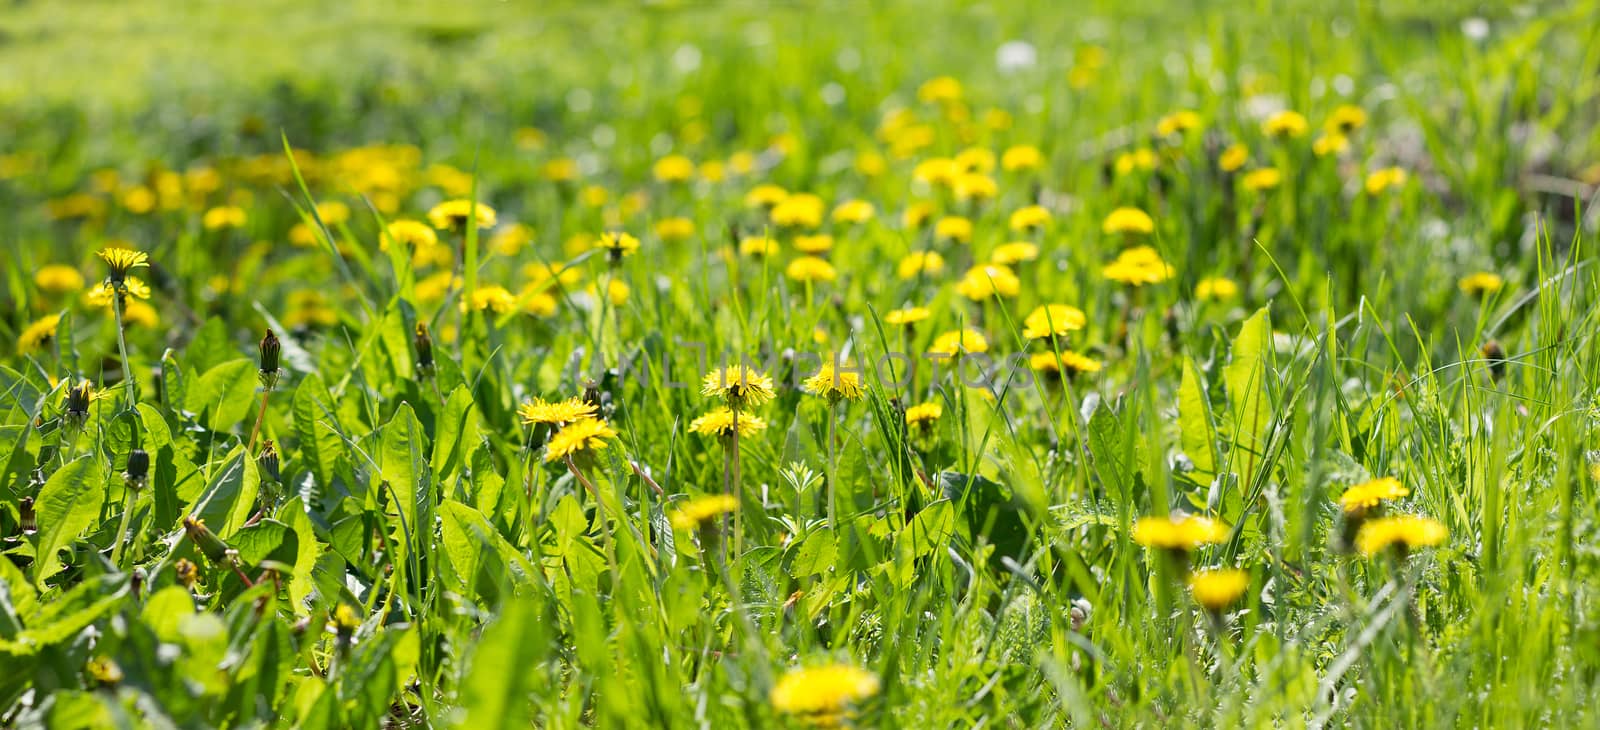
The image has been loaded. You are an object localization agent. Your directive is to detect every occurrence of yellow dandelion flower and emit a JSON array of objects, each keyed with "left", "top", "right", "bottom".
[
  {"left": 86, "top": 656, "right": 124, "bottom": 686},
  {"left": 917, "top": 76, "right": 963, "bottom": 104},
  {"left": 913, "top": 158, "right": 959, "bottom": 187},
  {"left": 1001, "top": 145, "right": 1043, "bottom": 172},
  {"left": 739, "top": 235, "right": 781, "bottom": 257},
  {"left": 1133, "top": 515, "right": 1230, "bottom": 550},
  {"left": 854, "top": 151, "right": 887, "bottom": 177},
  {"left": 1338, "top": 477, "right": 1409, "bottom": 514},
  {"left": 1029, "top": 350, "right": 1102, "bottom": 377},
  {"left": 1355, "top": 515, "right": 1447, "bottom": 557},
  {"left": 653, "top": 217, "right": 696, "bottom": 242},
  {"left": 793, "top": 234, "right": 834, "bottom": 254},
  {"left": 97, "top": 247, "right": 149, "bottom": 281},
  {"left": 1219, "top": 144, "right": 1249, "bottom": 172},
  {"left": 315, "top": 200, "right": 351, "bottom": 226},
  {"left": 202, "top": 205, "right": 247, "bottom": 230},
  {"left": 1312, "top": 134, "right": 1349, "bottom": 158},
  {"left": 787, "top": 256, "right": 837, "bottom": 283},
  {"left": 490, "top": 223, "right": 535, "bottom": 256},
  {"left": 701, "top": 366, "right": 777, "bottom": 409},
  {"left": 896, "top": 251, "right": 945, "bottom": 279},
  {"left": 698, "top": 159, "right": 727, "bottom": 182},
  {"left": 86, "top": 277, "right": 152, "bottom": 307},
  {"left": 928, "top": 328, "right": 988, "bottom": 357},
  {"left": 1008, "top": 205, "right": 1052, "bottom": 233},
  {"left": 382, "top": 220, "right": 439, "bottom": 252},
  {"left": 1242, "top": 167, "right": 1282, "bottom": 192},
  {"left": 955, "top": 147, "right": 995, "bottom": 174},
  {"left": 689, "top": 407, "right": 769, "bottom": 439},
  {"left": 905, "top": 402, "right": 943, "bottom": 427},
  {"left": 884, "top": 307, "right": 931, "bottom": 326},
  {"left": 544, "top": 417, "right": 619, "bottom": 463},
  {"left": 523, "top": 261, "right": 581, "bottom": 291},
  {"left": 1156, "top": 110, "right": 1204, "bottom": 137},
  {"left": 1114, "top": 148, "right": 1159, "bottom": 176},
  {"left": 989, "top": 242, "right": 1039, "bottom": 266},
  {"left": 770, "top": 664, "right": 881, "bottom": 722},
  {"left": 1188, "top": 569, "right": 1250, "bottom": 612},
  {"left": 1262, "top": 110, "right": 1309, "bottom": 138},
  {"left": 745, "top": 184, "right": 789, "bottom": 210},
  {"left": 427, "top": 200, "right": 498, "bottom": 231},
  {"left": 902, "top": 201, "right": 937, "bottom": 230},
  {"left": 518, "top": 397, "right": 598, "bottom": 426},
  {"left": 1021, "top": 304, "right": 1087, "bottom": 339},
  {"left": 1195, "top": 276, "right": 1240, "bottom": 302},
  {"left": 1102, "top": 246, "right": 1175, "bottom": 286},
  {"left": 771, "top": 193, "right": 826, "bottom": 228},
  {"left": 35, "top": 265, "right": 86, "bottom": 294},
  {"left": 19, "top": 314, "right": 61, "bottom": 353},
  {"left": 529, "top": 150, "right": 574, "bottom": 180},
  {"left": 595, "top": 231, "right": 641, "bottom": 258},
  {"left": 953, "top": 173, "right": 998, "bottom": 202},
  {"left": 831, "top": 199, "right": 876, "bottom": 224},
  {"left": 1365, "top": 167, "right": 1408, "bottom": 195},
  {"left": 955, "top": 264, "right": 1021, "bottom": 300},
  {"left": 414, "top": 272, "right": 459, "bottom": 303},
  {"left": 462, "top": 285, "right": 517, "bottom": 313},
  {"left": 934, "top": 216, "right": 973, "bottom": 243},
  {"left": 669, "top": 494, "right": 740, "bottom": 531},
  {"left": 803, "top": 360, "right": 865, "bottom": 401},
  {"left": 1325, "top": 104, "right": 1368, "bottom": 134},
  {"left": 520, "top": 289, "right": 559, "bottom": 317},
  {"left": 120, "top": 185, "right": 156, "bottom": 214},
  {"left": 1102, "top": 207, "right": 1155, "bottom": 235},
  {"left": 652, "top": 154, "right": 695, "bottom": 183},
  {"left": 123, "top": 300, "right": 159, "bottom": 327},
  {"left": 1458, "top": 272, "right": 1504, "bottom": 298}
]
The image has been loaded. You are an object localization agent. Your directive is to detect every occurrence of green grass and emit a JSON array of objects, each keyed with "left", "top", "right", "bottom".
[{"left": 4, "top": 0, "right": 1600, "bottom": 727}]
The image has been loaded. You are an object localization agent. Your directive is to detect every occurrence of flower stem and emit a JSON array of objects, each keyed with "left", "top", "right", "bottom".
[
  {"left": 247, "top": 388, "right": 271, "bottom": 451},
  {"left": 110, "top": 485, "right": 137, "bottom": 567},
  {"left": 111, "top": 292, "right": 138, "bottom": 412},
  {"left": 826, "top": 399, "right": 839, "bottom": 528}
]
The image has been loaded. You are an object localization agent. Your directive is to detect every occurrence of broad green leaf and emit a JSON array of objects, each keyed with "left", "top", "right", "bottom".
[
  {"left": 438, "top": 499, "right": 533, "bottom": 605},
  {"left": 31, "top": 457, "right": 105, "bottom": 590},
  {"left": 279, "top": 496, "right": 320, "bottom": 614},
  {"left": 379, "top": 402, "right": 432, "bottom": 563},
  {"left": 1, "top": 575, "right": 128, "bottom": 654},
  {"left": 1178, "top": 356, "right": 1219, "bottom": 483},
  {"left": 140, "top": 586, "right": 197, "bottom": 643},
  {"left": 461, "top": 598, "right": 549, "bottom": 728},
  {"left": 231, "top": 519, "right": 296, "bottom": 567},
  {"left": 902, "top": 499, "right": 955, "bottom": 558},
  {"left": 791, "top": 529, "right": 838, "bottom": 577},
  {"left": 1223, "top": 308, "right": 1274, "bottom": 475},
  {"left": 186, "top": 358, "right": 259, "bottom": 432},
  {"left": 189, "top": 446, "right": 260, "bottom": 538},
  {"left": 432, "top": 384, "right": 479, "bottom": 482},
  {"left": 292, "top": 373, "right": 345, "bottom": 495}
]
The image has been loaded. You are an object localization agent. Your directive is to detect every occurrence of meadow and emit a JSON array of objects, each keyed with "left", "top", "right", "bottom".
[{"left": 4, "top": 0, "right": 1600, "bottom": 727}]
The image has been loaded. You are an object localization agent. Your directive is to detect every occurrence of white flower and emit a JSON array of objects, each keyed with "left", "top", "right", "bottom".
[{"left": 996, "top": 41, "right": 1037, "bottom": 73}]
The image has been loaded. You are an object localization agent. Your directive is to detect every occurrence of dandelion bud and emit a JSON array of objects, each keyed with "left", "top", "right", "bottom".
[
  {"left": 258, "top": 329, "right": 282, "bottom": 390},
  {"left": 1481, "top": 340, "right": 1506, "bottom": 382},
  {"left": 86, "top": 656, "right": 124, "bottom": 687},
  {"left": 182, "top": 515, "right": 231, "bottom": 564},
  {"left": 333, "top": 604, "right": 361, "bottom": 639},
  {"left": 174, "top": 557, "right": 199, "bottom": 588},
  {"left": 125, "top": 448, "right": 150, "bottom": 490},
  {"left": 18, "top": 496, "right": 36, "bottom": 535},
  {"left": 257, "top": 440, "right": 281, "bottom": 481},
  {"left": 413, "top": 323, "right": 435, "bottom": 378},
  {"left": 65, "top": 381, "right": 93, "bottom": 423}
]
